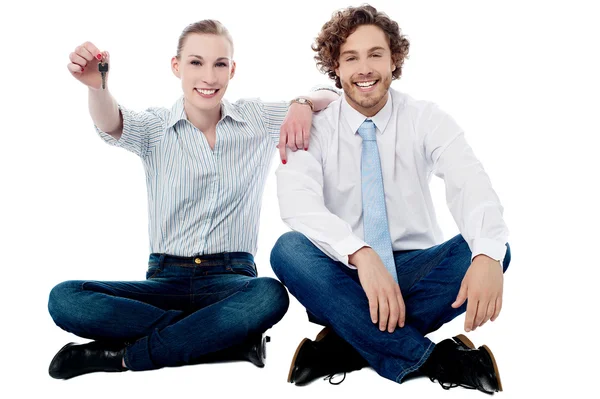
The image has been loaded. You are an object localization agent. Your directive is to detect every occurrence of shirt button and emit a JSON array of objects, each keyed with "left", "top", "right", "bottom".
[{"left": 194, "top": 258, "right": 202, "bottom": 264}]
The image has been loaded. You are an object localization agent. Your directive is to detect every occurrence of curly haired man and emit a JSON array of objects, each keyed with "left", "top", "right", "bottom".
[{"left": 270, "top": 4, "right": 511, "bottom": 394}]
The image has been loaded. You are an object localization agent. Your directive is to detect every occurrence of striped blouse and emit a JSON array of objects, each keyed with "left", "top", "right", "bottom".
[{"left": 96, "top": 96, "right": 288, "bottom": 257}]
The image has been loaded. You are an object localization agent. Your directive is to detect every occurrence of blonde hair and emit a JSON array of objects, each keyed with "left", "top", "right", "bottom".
[{"left": 176, "top": 20, "right": 234, "bottom": 59}]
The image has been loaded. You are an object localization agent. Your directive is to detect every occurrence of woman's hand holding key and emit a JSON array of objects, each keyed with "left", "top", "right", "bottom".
[{"left": 67, "top": 42, "right": 109, "bottom": 90}]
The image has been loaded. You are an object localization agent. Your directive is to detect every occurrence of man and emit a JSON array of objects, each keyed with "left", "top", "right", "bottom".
[{"left": 270, "top": 5, "right": 511, "bottom": 394}]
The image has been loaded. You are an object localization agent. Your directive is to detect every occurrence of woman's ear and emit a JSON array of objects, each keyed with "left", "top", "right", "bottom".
[
  {"left": 230, "top": 60, "right": 236, "bottom": 79},
  {"left": 171, "top": 56, "right": 181, "bottom": 78}
]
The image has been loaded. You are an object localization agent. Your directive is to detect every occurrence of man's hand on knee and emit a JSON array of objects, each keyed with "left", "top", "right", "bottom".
[
  {"left": 451, "top": 254, "right": 504, "bottom": 332},
  {"left": 350, "top": 247, "right": 406, "bottom": 333}
]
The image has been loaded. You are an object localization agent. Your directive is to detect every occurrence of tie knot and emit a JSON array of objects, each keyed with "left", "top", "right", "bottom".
[{"left": 358, "top": 120, "right": 377, "bottom": 141}]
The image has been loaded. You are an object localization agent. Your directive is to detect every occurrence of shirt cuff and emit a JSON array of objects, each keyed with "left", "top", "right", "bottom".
[
  {"left": 94, "top": 104, "right": 127, "bottom": 146},
  {"left": 471, "top": 238, "right": 507, "bottom": 263},
  {"left": 331, "top": 234, "right": 369, "bottom": 269}
]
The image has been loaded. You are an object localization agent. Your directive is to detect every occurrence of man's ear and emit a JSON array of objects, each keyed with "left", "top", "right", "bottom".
[{"left": 171, "top": 56, "right": 181, "bottom": 78}]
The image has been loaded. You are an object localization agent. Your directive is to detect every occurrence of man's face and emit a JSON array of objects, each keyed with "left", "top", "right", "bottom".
[
  {"left": 171, "top": 33, "right": 235, "bottom": 112},
  {"left": 335, "top": 24, "right": 396, "bottom": 117}
]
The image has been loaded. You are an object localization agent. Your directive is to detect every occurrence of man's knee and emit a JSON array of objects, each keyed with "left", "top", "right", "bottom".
[
  {"left": 452, "top": 235, "right": 511, "bottom": 274},
  {"left": 270, "top": 231, "right": 310, "bottom": 279},
  {"left": 502, "top": 243, "right": 511, "bottom": 273}
]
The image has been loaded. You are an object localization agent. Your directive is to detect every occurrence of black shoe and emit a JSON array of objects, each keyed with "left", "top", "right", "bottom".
[
  {"left": 49, "top": 341, "right": 127, "bottom": 380},
  {"left": 453, "top": 334, "right": 476, "bottom": 349},
  {"left": 421, "top": 337, "right": 502, "bottom": 394},
  {"left": 189, "top": 334, "right": 270, "bottom": 368},
  {"left": 288, "top": 327, "right": 368, "bottom": 386}
]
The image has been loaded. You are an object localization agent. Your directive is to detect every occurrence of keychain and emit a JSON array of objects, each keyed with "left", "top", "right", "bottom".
[{"left": 98, "top": 55, "right": 109, "bottom": 90}]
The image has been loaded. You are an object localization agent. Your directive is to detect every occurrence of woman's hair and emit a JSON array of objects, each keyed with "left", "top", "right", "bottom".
[
  {"left": 312, "top": 5, "right": 410, "bottom": 88},
  {"left": 176, "top": 19, "right": 234, "bottom": 59}
]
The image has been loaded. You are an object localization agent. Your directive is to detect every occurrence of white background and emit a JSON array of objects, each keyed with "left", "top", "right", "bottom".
[{"left": 1, "top": 0, "right": 598, "bottom": 397}]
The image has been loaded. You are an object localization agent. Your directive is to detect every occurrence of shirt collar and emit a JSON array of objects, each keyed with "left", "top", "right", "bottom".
[
  {"left": 220, "top": 98, "right": 247, "bottom": 123},
  {"left": 341, "top": 91, "right": 393, "bottom": 135},
  {"left": 166, "top": 96, "right": 247, "bottom": 128},
  {"left": 166, "top": 96, "right": 187, "bottom": 128}
]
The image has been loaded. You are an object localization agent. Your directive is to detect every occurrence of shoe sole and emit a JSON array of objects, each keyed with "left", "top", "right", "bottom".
[
  {"left": 453, "top": 334, "right": 475, "bottom": 349},
  {"left": 315, "top": 327, "right": 331, "bottom": 342},
  {"left": 287, "top": 338, "right": 310, "bottom": 383},
  {"left": 481, "top": 344, "right": 503, "bottom": 392}
]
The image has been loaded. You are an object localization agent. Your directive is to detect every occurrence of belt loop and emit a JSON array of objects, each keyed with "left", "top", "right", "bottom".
[{"left": 158, "top": 254, "right": 166, "bottom": 268}]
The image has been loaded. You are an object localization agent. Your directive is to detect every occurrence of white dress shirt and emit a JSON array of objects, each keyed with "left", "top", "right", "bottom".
[{"left": 276, "top": 87, "right": 509, "bottom": 267}]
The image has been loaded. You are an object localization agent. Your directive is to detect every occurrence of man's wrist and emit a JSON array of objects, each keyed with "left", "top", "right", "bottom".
[
  {"left": 290, "top": 97, "right": 314, "bottom": 111},
  {"left": 349, "top": 246, "right": 372, "bottom": 267},
  {"left": 473, "top": 254, "right": 502, "bottom": 268}
]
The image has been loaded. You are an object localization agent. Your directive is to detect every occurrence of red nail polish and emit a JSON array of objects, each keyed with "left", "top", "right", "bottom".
[
  {"left": 282, "top": 160, "right": 287, "bottom": 165},
  {"left": 304, "top": 148, "right": 308, "bottom": 151},
  {"left": 96, "top": 54, "right": 102, "bottom": 60},
  {"left": 81, "top": 67, "right": 84, "bottom": 72}
]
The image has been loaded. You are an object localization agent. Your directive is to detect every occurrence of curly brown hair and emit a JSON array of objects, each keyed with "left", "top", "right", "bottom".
[{"left": 313, "top": 4, "right": 410, "bottom": 88}]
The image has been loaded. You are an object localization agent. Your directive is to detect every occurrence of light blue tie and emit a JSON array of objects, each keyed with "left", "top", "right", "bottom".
[{"left": 357, "top": 120, "right": 398, "bottom": 283}]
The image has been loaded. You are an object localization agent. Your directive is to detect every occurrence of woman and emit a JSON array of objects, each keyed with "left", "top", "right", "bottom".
[{"left": 47, "top": 19, "right": 337, "bottom": 379}]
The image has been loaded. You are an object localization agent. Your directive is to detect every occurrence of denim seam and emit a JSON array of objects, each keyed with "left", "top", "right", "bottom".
[
  {"left": 81, "top": 281, "right": 190, "bottom": 297},
  {"left": 147, "top": 269, "right": 162, "bottom": 279},
  {"left": 395, "top": 341, "right": 435, "bottom": 383},
  {"left": 192, "top": 281, "right": 251, "bottom": 305}
]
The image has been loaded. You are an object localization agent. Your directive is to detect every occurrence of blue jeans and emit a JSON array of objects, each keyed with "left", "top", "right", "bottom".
[
  {"left": 48, "top": 252, "right": 289, "bottom": 371},
  {"left": 270, "top": 233, "right": 511, "bottom": 383}
]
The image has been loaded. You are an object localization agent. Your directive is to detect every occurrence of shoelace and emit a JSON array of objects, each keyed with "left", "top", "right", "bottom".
[
  {"left": 324, "top": 372, "right": 346, "bottom": 385},
  {"left": 429, "top": 376, "right": 477, "bottom": 391}
]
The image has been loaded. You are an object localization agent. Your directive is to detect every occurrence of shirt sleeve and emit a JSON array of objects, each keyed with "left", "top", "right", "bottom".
[
  {"left": 260, "top": 101, "right": 290, "bottom": 145},
  {"left": 276, "top": 124, "right": 368, "bottom": 268},
  {"left": 310, "top": 84, "right": 343, "bottom": 96},
  {"left": 95, "top": 104, "right": 165, "bottom": 158},
  {"left": 419, "top": 103, "right": 509, "bottom": 262}
]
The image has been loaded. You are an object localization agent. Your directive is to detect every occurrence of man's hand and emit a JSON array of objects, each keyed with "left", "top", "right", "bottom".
[
  {"left": 277, "top": 102, "right": 313, "bottom": 163},
  {"left": 452, "top": 254, "right": 504, "bottom": 332},
  {"left": 350, "top": 247, "right": 405, "bottom": 333}
]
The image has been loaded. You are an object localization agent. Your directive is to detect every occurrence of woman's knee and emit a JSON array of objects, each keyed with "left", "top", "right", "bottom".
[
  {"left": 48, "top": 280, "right": 84, "bottom": 327},
  {"left": 249, "top": 277, "right": 290, "bottom": 321}
]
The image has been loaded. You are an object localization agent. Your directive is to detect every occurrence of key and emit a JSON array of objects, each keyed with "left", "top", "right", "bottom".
[{"left": 98, "top": 58, "right": 109, "bottom": 90}]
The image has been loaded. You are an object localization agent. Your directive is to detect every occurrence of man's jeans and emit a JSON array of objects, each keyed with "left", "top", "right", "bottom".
[
  {"left": 270, "top": 233, "right": 511, "bottom": 383},
  {"left": 48, "top": 252, "right": 289, "bottom": 371}
]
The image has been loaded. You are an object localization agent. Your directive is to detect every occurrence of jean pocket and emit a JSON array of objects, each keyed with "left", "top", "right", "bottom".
[
  {"left": 146, "top": 265, "right": 162, "bottom": 279},
  {"left": 229, "top": 262, "right": 257, "bottom": 277}
]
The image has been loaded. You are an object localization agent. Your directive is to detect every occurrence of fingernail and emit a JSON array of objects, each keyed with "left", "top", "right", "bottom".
[
  {"left": 96, "top": 54, "right": 102, "bottom": 60},
  {"left": 81, "top": 67, "right": 84, "bottom": 72},
  {"left": 465, "top": 328, "right": 471, "bottom": 332},
  {"left": 282, "top": 160, "right": 287, "bottom": 165},
  {"left": 304, "top": 148, "right": 308, "bottom": 151}
]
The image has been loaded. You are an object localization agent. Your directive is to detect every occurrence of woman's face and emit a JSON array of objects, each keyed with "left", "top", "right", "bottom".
[{"left": 171, "top": 33, "right": 235, "bottom": 113}]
